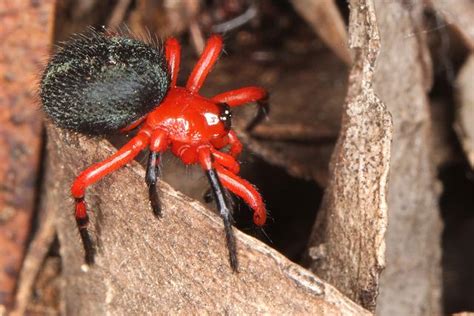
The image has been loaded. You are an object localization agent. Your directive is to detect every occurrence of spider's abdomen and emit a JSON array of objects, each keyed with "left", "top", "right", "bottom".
[{"left": 40, "top": 31, "right": 170, "bottom": 134}]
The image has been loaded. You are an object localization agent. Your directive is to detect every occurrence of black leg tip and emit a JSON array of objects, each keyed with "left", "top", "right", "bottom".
[
  {"left": 245, "top": 98, "right": 269, "bottom": 132},
  {"left": 229, "top": 253, "right": 239, "bottom": 273},
  {"left": 149, "top": 185, "right": 162, "bottom": 218},
  {"left": 79, "top": 228, "right": 96, "bottom": 265},
  {"left": 223, "top": 215, "right": 239, "bottom": 273}
]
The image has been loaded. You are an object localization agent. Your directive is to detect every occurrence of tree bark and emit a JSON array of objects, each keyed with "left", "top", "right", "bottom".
[{"left": 305, "top": 0, "right": 391, "bottom": 311}]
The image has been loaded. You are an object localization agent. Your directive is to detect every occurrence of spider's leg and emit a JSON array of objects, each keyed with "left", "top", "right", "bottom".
[
  {"left": 214, "top": 164, "right": 266, "bottom": 227},
  {"left": 203, "top": 148, "right": 240, "bottom": 205},
  {"left": 146, "top": 151, "right": 162, "bottom": 217},
  {"left": 145, "top": 130, "right": 168, "bottom": 217},
  {"left": 212, "top": 86, "right": 269, "bottom": 132},
  {"left": 71, "top": 129, "right": 151, "bottom": 264},
  {"left": 211, "top": 148, "right": 240, "bottom": 174},
  {"left": 165, "top": 37, "right": 181, "bottom": 87},
  {"left": 186, "top": 35, "right": 223, "bottom": 93},
  {"left": 227, "top": 130, "right": 243, "bottom": 158},
  {"left": 198, "top": 146, "right": 238, "bottom": 272},
  {"left": 120, "top": 116, "right": 146, "bottom": 133}
]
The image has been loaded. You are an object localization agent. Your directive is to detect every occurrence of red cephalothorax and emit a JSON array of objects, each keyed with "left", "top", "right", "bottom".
[{"left": 69, "top": 35, "right": 268, "bottom": 271}]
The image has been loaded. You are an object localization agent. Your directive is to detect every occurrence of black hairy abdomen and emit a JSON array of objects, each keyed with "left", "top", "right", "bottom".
[{"left": 41, "top": 31, "right": 170, "bottom": 134}]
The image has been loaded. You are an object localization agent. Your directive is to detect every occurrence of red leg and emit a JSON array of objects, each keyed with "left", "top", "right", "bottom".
[
  {"left": 198, "top": 146, "right": 238, "bottom": 271},
  {"left": 186, "top": 35, "right": 223, "bottom": 93},
  {"left": 214, "top": 164, "right": 266, "bottom": 226},
  {"left": 165, "top": 37, "right": 181, "bottom": 87},
  {"left": 212, "top": 86, "right": 267, "bottom": 107},
  {"left": 71, "top": 129, "right": 151, "bottom": 264},
  {"left": 212, "top": 87, "right": 269, "bottom": 132},
  {"left": 120, "top": 116, "right": 146, "bottom": 133},
  {"left": 211, "top": 148, "right": 240, "bottom": 174},
  {"left": 227, "top": 130, "right": 243, "bottom": 158}
]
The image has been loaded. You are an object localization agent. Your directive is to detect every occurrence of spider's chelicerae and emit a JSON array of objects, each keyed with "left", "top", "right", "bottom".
[{"left": 41, "top": 31, "right": 269, "bottom": 271}]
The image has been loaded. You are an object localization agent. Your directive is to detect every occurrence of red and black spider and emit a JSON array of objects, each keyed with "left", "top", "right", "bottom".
[{"left": 41, "top": 31, "right": 268, "bottom": 271}]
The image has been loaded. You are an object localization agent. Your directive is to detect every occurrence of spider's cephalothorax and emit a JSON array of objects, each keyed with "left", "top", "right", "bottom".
[{"left": 41, "top": 32, "right": 269, "bottom": 271}]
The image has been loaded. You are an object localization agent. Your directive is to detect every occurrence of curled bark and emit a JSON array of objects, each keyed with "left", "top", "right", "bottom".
[
  {"left": 305, "top": 0, "right": 391, "bottom": 311},
  {"left": 455, "top": 54, "right": 474, "bottom": 169}
]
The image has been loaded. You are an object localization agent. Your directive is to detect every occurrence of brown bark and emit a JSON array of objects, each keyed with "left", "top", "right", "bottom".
[
  {"left": 0, "top": 0, "right": 55, "bottom": 310},
  {"left": 374, "top": 1, "right": 443, "bottom": 315},
  {"left": 455, "top": 54, "right": 474, "bottom": 169},
  {"left": 306, "top": 0, "right": 444, "bottom": 313},
  {"left": 45, "top": 124, "right": 369, "bottom": 314},
  {"left": 305, "top": 0, "right": 391, "bottom": 311}
]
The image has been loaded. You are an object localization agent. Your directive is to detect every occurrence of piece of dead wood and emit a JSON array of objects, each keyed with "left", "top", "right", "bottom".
[
  {"left": 427, "top": 0, "right": 474, "bottom": 50},
  {"left": 305, "top": 0, "right": 391, "bottom": 311},
  {"left": 373, "top": 1, "right": 443, "bottom": 315},
  {"left": 45, "top": 124, "right": 369, "bottom": 314},
  {"left": 290, "top": 0, "right": 352, "bottom": 65},
  {"left": 11, "top": 202, "right": 57, "bottom": 316},
  {"left": 455, "top": 54, "right": 474, "bottom": 169},
  {"left": 0, "top": 0, "right": 55, "bottom": 310}
]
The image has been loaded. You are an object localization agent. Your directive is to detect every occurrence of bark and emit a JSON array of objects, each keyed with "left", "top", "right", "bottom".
[
  {"left": 45, "top": 124, "right": 369, "bottom": 315},
  {"left": 305, "top": 0, "right": 391, "bottom": 311},
  {"left": 0, "top": 0, "right": 54, "bottom": 310},
  {"left": 306, "top": 0, "right": 444, "bottom": 314},
  {"left": 374, "top": 1, "right": 443, "bottom": 315},
  {"left": 455, "top": 54, "right": 474, "bottom": 169}
]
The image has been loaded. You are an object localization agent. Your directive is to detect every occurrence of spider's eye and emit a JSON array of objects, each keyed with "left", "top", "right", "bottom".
[{"left": 218, "top": 103, "right": 232, "bottom": 131}]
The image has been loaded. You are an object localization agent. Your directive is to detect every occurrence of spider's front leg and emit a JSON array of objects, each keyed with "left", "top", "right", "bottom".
[
  {"left": 213, "top": 164, "right": 266, "bottom": 227},
  {"left": 212, "top": 87, "right": 269, "bottom": 132},
  {"left": 71, "top": 129, "right": 151, "bottom": 264},
  {"left": 198, "top": 146, "right": 238, "bottom": 271},
  {"left": 145, "top": 129, "right": 168, "bottom": 217}
]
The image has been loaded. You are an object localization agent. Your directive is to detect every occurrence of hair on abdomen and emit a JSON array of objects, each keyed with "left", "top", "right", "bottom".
[{"left": 40, "top": 29, "right": 170, "bottom": 135}]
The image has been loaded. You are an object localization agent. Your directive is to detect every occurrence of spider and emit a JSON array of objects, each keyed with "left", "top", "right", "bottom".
[{"left": 41, "top": 32, "right": 269, "bottom": 271}]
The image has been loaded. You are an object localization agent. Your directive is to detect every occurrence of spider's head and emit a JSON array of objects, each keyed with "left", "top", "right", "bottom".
[{"left": 218, "top": 103, "right": 232, "bottom": 131}]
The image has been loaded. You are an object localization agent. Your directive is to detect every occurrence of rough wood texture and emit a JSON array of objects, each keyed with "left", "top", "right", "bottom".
[
  {"left": 45, "top": 124, "right": 369, "bottom": 315},
  {"left": 373, "top": 1, "right": 443, "bottom": 315},
  {"left": 0, "top": 0, "right": 54, "bottom": 310},
  {"left": 305, "top": 0, "right": 391, "bottom": 311},
  {"left": 455, "top": 54, "right": 474, "bottom": 169}
]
